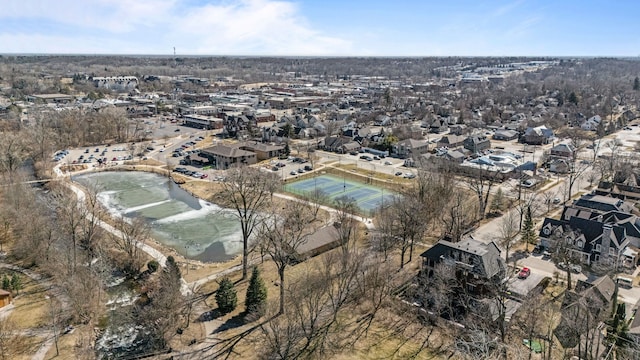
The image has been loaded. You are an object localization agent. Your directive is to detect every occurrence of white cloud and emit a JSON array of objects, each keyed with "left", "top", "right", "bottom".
[{"left": 0, "top": 0, "right": 351, "bottom": 55}]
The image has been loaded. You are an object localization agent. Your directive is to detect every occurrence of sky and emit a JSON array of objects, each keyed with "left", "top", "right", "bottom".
[{"left": 1, "top": 0, "right": 639, "bottom": 57}]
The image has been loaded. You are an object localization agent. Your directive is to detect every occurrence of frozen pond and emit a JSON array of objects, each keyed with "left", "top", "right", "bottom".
[{"left": 74, "top": 171, "right": 241, "bottom": 263}]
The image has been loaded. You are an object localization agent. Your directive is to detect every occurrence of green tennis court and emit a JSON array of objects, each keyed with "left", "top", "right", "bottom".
[{"left": 284, "top": 174, "right": 395, "bottom": 212}]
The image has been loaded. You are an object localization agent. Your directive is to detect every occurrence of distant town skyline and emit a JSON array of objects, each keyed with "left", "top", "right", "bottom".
[{"left": 2, "top": 0, "right": 639, "bottom": 57}]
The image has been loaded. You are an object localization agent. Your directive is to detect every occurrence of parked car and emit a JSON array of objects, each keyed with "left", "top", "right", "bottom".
[
  {"left": 569, "top": 264, "right": 582, "bottom": 274},
  {"left": 200, "top": 174, "right": 208, "bottom": 179},
  {"left": 395, "top": 171, "right": 403, "bottom": 176},
  {"left": 290, "top": 171, "right": 297, "bottom": 176},
  {"left": 384, "top": 161, "right": 392, "bottom": 165},
  {"left": 518, "top": 267, "right": 531, "bottom": 279},
  {"left": 373, "top": 156, "right": 381, "bottom": 161},
  {"left": 304, "top": 165, "right": 313, "bottom": 171}
]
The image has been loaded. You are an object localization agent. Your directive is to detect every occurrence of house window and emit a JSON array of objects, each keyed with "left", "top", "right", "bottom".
[
  {"left": 595, "top": 244, "right": 601, "bottom": 252},
  {"left": 566, "top": 236, "right": 572, "bottom": 245},
  {"left": 609, "top": 248, "right": 615, "bottom": 256},
  {"left": 594, "top": 254, "right": 600, "bottom": 262},
  {"left": 576, "top": 240, "right": 583, "bottom": 248}
]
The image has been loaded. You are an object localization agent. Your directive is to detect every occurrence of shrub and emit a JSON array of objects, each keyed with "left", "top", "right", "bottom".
[{"left": 147, "top": 260, "right": 159, "bottom": 274}]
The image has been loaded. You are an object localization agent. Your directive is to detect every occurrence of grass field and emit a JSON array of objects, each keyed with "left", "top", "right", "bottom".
[{"left": 284, "top": 174, "right": 395, "bottom": 213}]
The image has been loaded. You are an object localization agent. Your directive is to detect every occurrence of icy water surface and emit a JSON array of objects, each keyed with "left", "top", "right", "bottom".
[{"left": 74, "top": 171, "right": 241, "bottom": 262}]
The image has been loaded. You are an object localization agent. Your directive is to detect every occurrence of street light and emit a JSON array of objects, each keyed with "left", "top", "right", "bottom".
[{"left": 44, "top": 295, "right": 59, "bottom": 356}]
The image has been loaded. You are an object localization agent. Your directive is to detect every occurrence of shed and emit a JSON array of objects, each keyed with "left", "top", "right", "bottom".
[{"left": 0, "top": 290, "right": 11, "bottom": 308}]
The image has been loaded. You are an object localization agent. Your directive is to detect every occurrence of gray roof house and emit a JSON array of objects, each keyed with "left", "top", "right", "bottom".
[
  {"left": 492, "top": 129, "right": 519, "bottom": 141},
  {"left": 523, "top": 125, "right": 554, "bottom": 145},
  {"left": 463, "top": 134, "right": 491, "bottom": 153},
  {"left": 392, "top": 139, "right": 430, "bottom": 159},
  {"left": 550, "top": 143, "right": 576, "bottom": 159},
  {"left": 420, "top": 237, "right": 506, "bottom": 294}
]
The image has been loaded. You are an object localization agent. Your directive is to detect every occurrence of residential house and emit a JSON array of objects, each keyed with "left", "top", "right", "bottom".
[
  {"left": 262, "top": 124, "right": 288, "bottom": 143},
  {"left": 571, "top": 194, "right": 634, "bottom": 214},
  {"left": 492, "top": 129, "right": 519, "bottom": 141},
  {"left": 550, "top": 143, "right": 576, "bottom": 159},
  {"left": 549, "top": 159, "right": 570, "bottom": 174},
  {"left": 463, "top": 134, "right": 491, "bottom": 153},
  {"left": 443, "top": 150, "right": 466, "bottom": 164},
  {"left": 420, "top": 237, "right": 506, "bottom": 294},
  {"left": 449, "top": 124, "right": 468, "bottom": 135},
  {"left": 437, "top": 134, "right": 466, "bottom": 149},
  {"left": 554, "top": 275, "right": 616, "bottom": 351},
  {"left": 581, "top": 115, "right": 602, "bottom": 131},
  {"left": 538, "top": 194, "right": 639, "bottom": 268},
  {"left": 199, "top": 145, "right": 257, "bottom": 170},
  {"left": 539, "top": 216, "right": 630, "bottom": 266},
  {"left": 428, "top": 118, "right": 449, "bottom": 133},
  {"left": 392, "top": 139, "right": 430, "bottom": 159},
  {"left": 321, "top": 136, "right": 360, "bottom": 153},
  {"left": 522, "top": 125, "right": 554, "bottom": 145}
]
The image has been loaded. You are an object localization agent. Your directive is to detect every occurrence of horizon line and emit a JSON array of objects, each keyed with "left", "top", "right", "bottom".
[{"left": 1, "top": 53, "right": 639, "bottom": 60}]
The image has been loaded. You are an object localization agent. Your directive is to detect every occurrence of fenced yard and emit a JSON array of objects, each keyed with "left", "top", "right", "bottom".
[{"left": 284, "top": 174, "right": 396, "bottom": 214}]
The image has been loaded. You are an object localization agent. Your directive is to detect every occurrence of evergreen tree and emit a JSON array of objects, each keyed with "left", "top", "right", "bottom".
[
  {"left": 283, "top": 143, "right": 291, "bottom": 156},
  {"left": 1, "top": 275, "right": 9, "bottom": 291},
  {"left": 490, "top": 188, "right": 504, "bottom": 215},
  {"left": 606, "top": 302, "right": 631, "bottom": 352},
  {"left": 634, "top": 76, "right": 640, "bottom": 91},
  {"left": 568, "top": 91, "right": 579, "bottom": 105},
  {"left": 215, "top": 277, "right": 237, "bottom": 315},
  {"left": 520, "top": 206, "right": 536, "bottom": 252},
  {"left": 245, "top": 267, "right": 267, "bottom": 318},
  {"left": 10, "top": 274, "right": 22, "bottom": 295},
  {"left": 162, "top": 256, "right": 182, "bottom": 289}
]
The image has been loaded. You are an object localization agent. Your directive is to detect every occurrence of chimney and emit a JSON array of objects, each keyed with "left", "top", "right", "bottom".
[{"left": 601, "top": 224, "right": 613, "bottom": 259}]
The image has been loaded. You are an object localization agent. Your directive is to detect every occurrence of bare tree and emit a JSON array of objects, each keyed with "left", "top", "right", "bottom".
[
  {"left": 219, "top": 167, "right": 279, "bottom": 280},
  {"left": 111, "top": 216, "right": 149, "bottom": 277},
  {"left": 441, "top": 192, "right": 477, "bottom": 243},
  {"left": 467, "top": 166, "right": 501, "bottom": 220},
  {"left": 0, "top": 132, "right": 27, "bottom": 183},
  {"left": 548, "top": 227, "right": 582, "bottom": 290},
  {"left": 79, "top": 185, "right": 105, "bottom": 264},
  {"left": 499, "top": 211, "right": 519, "bottom": 265},
  {"left": 258, "top": 201, "right": 316, "bottom": 315}
]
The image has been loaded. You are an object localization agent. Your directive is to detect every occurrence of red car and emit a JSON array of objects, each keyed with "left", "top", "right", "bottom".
[
  {"left": 200, "top": 174, "right": 208, "bottom": 179},
  {"left": 518, "top": 267, "right": 531, "bottom": 279}
]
